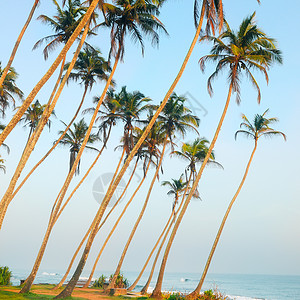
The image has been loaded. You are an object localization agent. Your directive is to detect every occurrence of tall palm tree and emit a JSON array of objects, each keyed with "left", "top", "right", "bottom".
[
  {"left": 0, "top": 0, "right": 100, "bottom": 147},
  {"left": 194, "top": 110, "right": 286, "bottom": 294},
  {"left": 0, "top": 63, "right": 23, "bottom": 117},
  {"left": 151, "top": 138, "right": 218, "bottom": 297},
  {"left": 162, "top": 174, "right": 187, "bottom": 217},
  {"left": 10, "top": 47, "right": 112, "bottom": 203},
  {"left": 94, "top": 0, "right": 225, "bottom": 239},
  {"left": 19, "top": 100, "right": 55, "bottom": 143},
  {"left": 57, "top": 118, "right": 100, "bottom": 174},
  {"left": 0, "top": 0, "right": 94, "bottom": 231},
  {"left": 0, "top": 0, "right": 40, "bottom": 88}
]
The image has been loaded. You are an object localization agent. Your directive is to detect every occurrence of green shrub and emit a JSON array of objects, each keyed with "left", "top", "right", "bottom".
[
  {"left": 92, "top": 274, "right": 107, "bottom": 288},
  {"left": 92, "top": 272, "right": 129, "bottom": 289},
  {"left": 0, "top": 266, "right": 11, "bottom": 285},
  {"left": 109, "top": 272, "right": 129, "bottom": 288},
  {"left": 167, "top": 293, "right": 185, "bottom": 300}
]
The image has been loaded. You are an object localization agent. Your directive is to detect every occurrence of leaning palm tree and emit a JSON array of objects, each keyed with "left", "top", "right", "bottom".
[
  {"left": 0, "top": 0, "right": 40, "bottom": 88},
  {"left": 0, "top": 63, "right": 23, "bottom": 117},
  {"left": 19, "top": 100, "right": 55, "bottom": 143},
  {"left": 151, "top": 138, "right": 219, "bottom": 297},
  {"left": 193, "top": 110, "right": 286, "bottom": 294},
  {"left": 152, "top": 14, "right": 283, "bottom": 299},
  {"left": 57, "top": 118, "right": 100, "bottom": 174},
  {"left": 0, "top": 0, "right": 94, "bottom": 232},
  {"left": 10, "top": 47, "right": 112, "bottom": 203},
  {"left": 0, "top": 0, "right": 100, "bottom": 147}
]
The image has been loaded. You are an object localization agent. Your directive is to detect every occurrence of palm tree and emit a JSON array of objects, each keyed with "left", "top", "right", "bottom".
[
  {"left": 33, "top": 0, "right": 88, "bottom": 60},
  {"left": 0, "top": 0, "right": 94, "bottom": 231},
  {"left": 57, "top": 118, "right": 100, "bottom": 174},
  {"left": 108, "top": 96, "right": 199, "bottom": 289},
  {"left": 19, "top": 100, "right": 55, "bottom": 143},
  {"left": 0, "top": 0, "right": 100, "bottom": 147},
  {"left": 0, "top": 63, "right": 23, "bottom": 117},
  {"left": 94, "top": 0, "right": 225, "bottom": 237},
  {"left": 193, "top": 110, "right": 286, "bottom": 294},
  {"left": 162, "top": 175, "right": 187, "bottom": 217},
  {"left": 0, "top": 0, "right": 40, "bottom": 88},
  {"left": 10, "top": 47, "right": 112, "bottom": 204},
  {"left": 153, "top": 14, "right": 282, "bottom": 299},
  {"left": 151, "top": 138, "right": 218, "bottom": 297}
]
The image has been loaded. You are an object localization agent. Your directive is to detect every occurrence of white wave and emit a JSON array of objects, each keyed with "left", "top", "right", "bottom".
[
  {"left": 226, "top": 295, "right": 266, "bottom": 300},
  {"left": 41, "top": 272, "right": 59, "bottom": 276},
  {"left": 147, "top": 286, "right": 154, "bottom": 293}
]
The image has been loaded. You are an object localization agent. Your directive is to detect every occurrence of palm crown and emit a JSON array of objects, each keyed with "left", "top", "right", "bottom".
[
  {"left": 34, "top": 0, "right": 88, "bottom": 59},
  {"left": 57, "top": 118, "right": 100, "bottom": 174},
  {"left": 101, "top": 0, "right": 168, "bottom": 60},
  {"left": 235, "top": 109, "right": 287, "bottom": 142},
  {"left": 199, "top": 12, "right": 282, "bottom": 103},
  {"left": 0, "top": 62, "right": 23, "bottom": 117}
]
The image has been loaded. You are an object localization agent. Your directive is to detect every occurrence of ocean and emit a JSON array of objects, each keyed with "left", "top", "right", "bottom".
[{"left": 9, "top": 270, "right": 300, "bottom": 300}]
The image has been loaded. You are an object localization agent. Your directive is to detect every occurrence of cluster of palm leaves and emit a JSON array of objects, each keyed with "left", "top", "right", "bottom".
[{"left": 0, "top": 0, "right": 287, "bottom": 299}]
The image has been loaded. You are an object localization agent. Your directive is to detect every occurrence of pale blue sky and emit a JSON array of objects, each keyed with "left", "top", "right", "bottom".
[{"left": 0, "top": 0, "right": 299, "bottom": 282}]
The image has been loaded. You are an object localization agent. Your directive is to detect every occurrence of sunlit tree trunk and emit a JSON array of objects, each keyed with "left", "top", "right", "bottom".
[
  {"left": 0, "top": 0, "right": 39, "bottom": 87},
  {"left": 108, "top": 140, "right": 167, "bottom": 289},
  {"left": 0, "top": 0, "right": 100, "bottom": 147},
  {"left": 191, "top": 140, "right": 257, "bottom": 296},
  {"left": 141, "top": 172, "right": 192, "bottom": 294},
  {"left": 151, "top": 81, "right": 235, "bottom": 299},
  {"left": 18, "top": 23, "right": 92, "bottom": 294},
  {"left": 83, "top": 159, "right": 152, "bottom": 288},
  {"left": 0, "top": 20, "right": 91, "bottom": 230},
  {"left": 54, "top": 150, "right": 136, "bottom": 290},
  {"left": 9, "top": 85, "right": 88, "bottom": 205}
]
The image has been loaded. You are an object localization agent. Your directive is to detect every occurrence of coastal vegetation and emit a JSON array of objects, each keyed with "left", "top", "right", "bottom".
[{"left": 0, "top": 0, "right": 287, "bottom": 299}]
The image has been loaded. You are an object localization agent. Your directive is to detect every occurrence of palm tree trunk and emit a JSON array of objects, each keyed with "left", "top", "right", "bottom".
[
  {"left": 11, "top": 85, "right": 89, "bottom": 202},
  {"left": 17, "top": 24, "right": 92, "bottom": 294},
  {"left": 83, "top": 159, "right": 152, "bottom": 288},
  {"left": 0, "top": 0, "right": 39, "bottom": 87},
  {"left": 0, "top": 21, "right": 90, "bottom": 231},
  {"left": 142, "top": 172, "right": 193, "bottom": 294},
  {"left": 84, "top": 3, "right": 207, "bottom": 252},
  {"left": 0, "top": 0, "right": 100, "bottom": 147},
  {"left": 108, "top": 140, "right": 167, "bottom": 289},
  {"left": 151, "top": 81, "right": 235, "bottom": 299},
  {"left": 128, "top": 210, "right": 173, "bottom": 292},
  {"left": 54, "top": 142, "right": 127, "bottom": 290},
  {"left": 191, "top": 140, "right": 258, "bottom": 295}
]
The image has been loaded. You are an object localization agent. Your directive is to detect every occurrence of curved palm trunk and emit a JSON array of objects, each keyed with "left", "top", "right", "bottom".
[
  {"left": 141, "top": 173, "right": 192, "bottom": 294},
  {"left": 108, "top": 141, "right": 167, "bottom": 289},
  {"left": 11, "top": 85, "right": 89, "bottom": 202},
  {"left": 17, "top": 25, "right": 92, "bottom": 294},
  {"left": 0, "top": 0, "right": 100, "bottom": 147},
  {"left": 128, "top": 209, "right": 174, "bottom": 292},
  {"left": 151, "top": 81, "right": 235, "bottom": 299},
  {"left": 83, "top": 159, "right": 151, "bottom": 288},
  {"left": 0, "top": 0, "right": 39, "bottom": 87},
  {"left": 54, "top": 143, "right": 127, "bottom": 290},
  {"left": 54, "top": 48, "right": 125, "bottom": 299},
  {"left": 81, "top": 5, "right": 208, "bottom": 265},
  {"left": 0, "top": 21, "right": 90, "bottom": 231},
  {"left": 55, "top": 4, "right": 207, "bottom": 296},
  {"left": 191, "top": 140, "right": 257, "bottom": 296}
]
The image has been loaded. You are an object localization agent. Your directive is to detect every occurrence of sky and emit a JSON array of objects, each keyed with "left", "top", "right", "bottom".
[{"left": 0, "top": 0, "right": 299, "bottom": 285}]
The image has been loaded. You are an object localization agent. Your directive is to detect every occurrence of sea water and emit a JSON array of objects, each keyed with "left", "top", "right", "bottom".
[{"left": 10, "top": 270, "right": 300, "bottom": 300}]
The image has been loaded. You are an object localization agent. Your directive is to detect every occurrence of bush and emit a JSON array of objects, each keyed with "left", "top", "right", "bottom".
[
  {"left": 109, "top": 272, "right": 129, "bottom": 288},
  {"left": 92, "top": 272, "right": 129, "bottom": 289},
  {"left": 0, "top": 266, "right": 11, "bottom": 286},
  {"left": 92, "top": 275, "right": 107, "bottom": 288}
]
